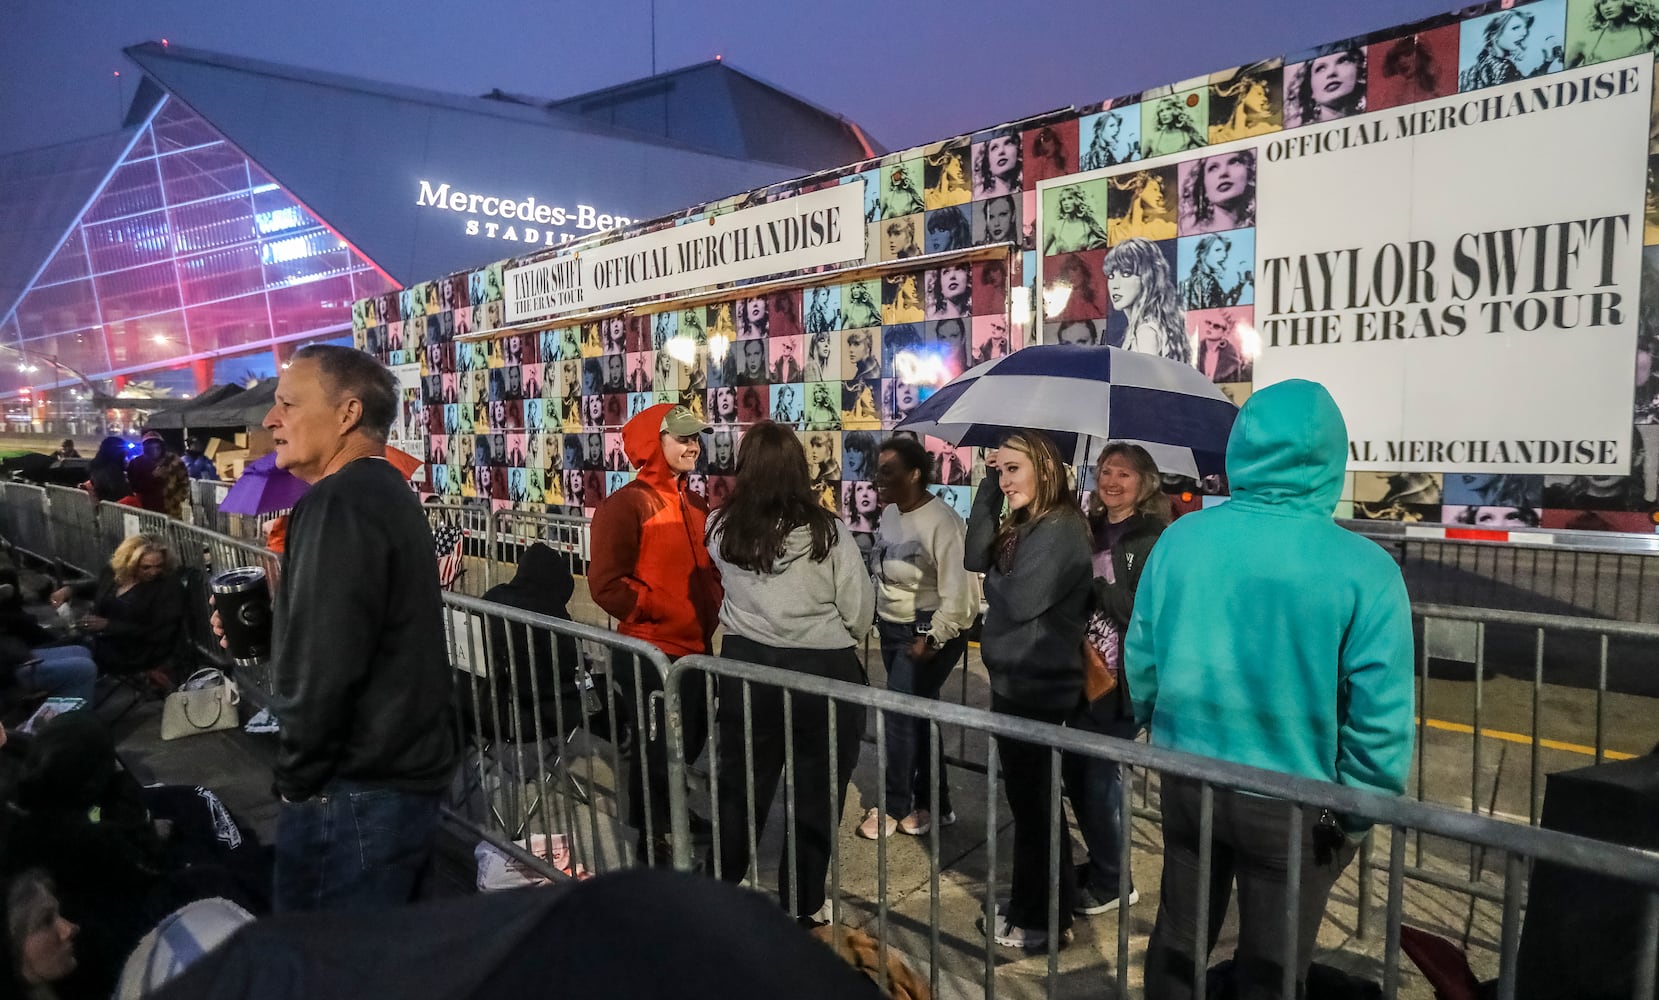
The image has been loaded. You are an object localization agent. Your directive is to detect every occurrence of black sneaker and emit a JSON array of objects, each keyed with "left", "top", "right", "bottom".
[{"left": 1075, "top": 883, "right": 1139, "bottom": 916}]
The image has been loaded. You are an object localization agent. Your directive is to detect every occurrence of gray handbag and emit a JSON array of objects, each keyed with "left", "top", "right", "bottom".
[{"left": 160, "top": 668, "right": 241, "bottom": 740}]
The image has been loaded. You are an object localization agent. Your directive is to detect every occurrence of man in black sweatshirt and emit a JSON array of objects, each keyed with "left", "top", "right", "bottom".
[{"left": 253, "top": 345, "right": 456, "bottom": 912}]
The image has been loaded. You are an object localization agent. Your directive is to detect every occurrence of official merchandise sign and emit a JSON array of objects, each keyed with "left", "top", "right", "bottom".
[
  {"left": 1042, "top": 54, "right": 1652, "bottom": 475},
  {"left": 504, "top": 182, "right": 867, "bottom": 325}
]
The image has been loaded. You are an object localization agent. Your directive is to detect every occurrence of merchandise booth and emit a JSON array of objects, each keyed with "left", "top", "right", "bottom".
[{"left": 355, "top": 0, "right": 1659, "bottom": 539}]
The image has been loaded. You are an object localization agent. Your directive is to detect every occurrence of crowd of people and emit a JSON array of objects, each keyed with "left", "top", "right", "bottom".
[
  {"left": 0, "top": 343, "right": 1417, "bottom": 998},
  {"left": 584, "top": 374, "right": 1415, "bottom": 995},
  {"left": 77, "top": 432, "right": 219, "bottom": 518}
]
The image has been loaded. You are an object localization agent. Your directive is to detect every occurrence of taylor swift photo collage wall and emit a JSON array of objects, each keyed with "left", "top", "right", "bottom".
[{"left": 357, "top": 0, "right": 1659, "bottom": 532}]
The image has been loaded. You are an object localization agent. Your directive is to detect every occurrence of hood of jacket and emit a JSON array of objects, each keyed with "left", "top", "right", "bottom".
[
  {"left": 623, "top": 403, "right": 681, "bottom": 495},
  {"left": 18, "top": 708, "right": 117, "bottom": 812},
  {"left": 500, "top": 542, "right": 575, "bottom": 615},
  {"left": 1224, "top": 379, "right": 1347, "bottom": 518}
]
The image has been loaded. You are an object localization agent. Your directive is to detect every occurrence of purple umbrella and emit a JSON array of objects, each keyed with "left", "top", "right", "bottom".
[{"left": 216, "top": 453, "right": 308, "bottom": 516}]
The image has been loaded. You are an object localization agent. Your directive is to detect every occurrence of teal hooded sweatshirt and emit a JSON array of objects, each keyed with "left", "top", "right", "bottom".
[{"left": 1124, "top": 379, "right": 1415, "bottom": 806}]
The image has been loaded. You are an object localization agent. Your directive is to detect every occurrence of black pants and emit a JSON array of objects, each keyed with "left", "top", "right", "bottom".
[
  {"left": 1144, "top": 775, "right": 1359, "bottom": 1000},
  {"left": 711, "top": 635, "right": 866, "bottom": 919},
  {"left": 991, "top": 691, "right": 1075, "bottom": 932},
  {"left": 616, "top": 652, "right": 710, "bottom": 851}
]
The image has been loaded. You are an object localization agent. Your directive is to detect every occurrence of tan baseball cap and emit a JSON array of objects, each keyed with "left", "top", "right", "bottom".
[{"left": 661, "top": 404, "right": 712, "bottom": 437}]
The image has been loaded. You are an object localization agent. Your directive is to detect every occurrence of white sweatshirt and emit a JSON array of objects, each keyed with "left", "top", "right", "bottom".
[{"left": 871, "top": 497, "right": 981, "bottom": 644}]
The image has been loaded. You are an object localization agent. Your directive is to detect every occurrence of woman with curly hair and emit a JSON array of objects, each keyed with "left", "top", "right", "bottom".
[
  {"left": 48, "top": 533, "right": 184, "bottom": 683},
  {"left": 1106, "top": 172, "right": 1177, "bottom": 243},
  {"left": 1105, "top": 238, "right": 1191, "bottom": 364},
  {"left": 1568, "top": 0, "right": 1655, "bottom": 68},
  {"left": 1209, "top": 67, "right": 1279, "bottom": 143},
  {"left": 1179, "top": 151, "right": 1256, "bottom": 235},
  {"left": 1287, "top": 48, "right": 1366, "bottom": 126},
  {"left": 973, "top": 131, "right": 1022, "bottom": 198}
]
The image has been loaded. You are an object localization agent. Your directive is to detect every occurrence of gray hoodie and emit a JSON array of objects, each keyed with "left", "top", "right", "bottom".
[{"left": 706, "top": 521, "right": 875, "bottom": 650}]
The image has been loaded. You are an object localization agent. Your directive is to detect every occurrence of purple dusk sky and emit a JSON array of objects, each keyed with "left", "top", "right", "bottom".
[{"left": 3, "top": 0, "right": 1457, "bottom": 157}]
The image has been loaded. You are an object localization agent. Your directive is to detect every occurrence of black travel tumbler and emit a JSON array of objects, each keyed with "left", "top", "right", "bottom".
[{"left": 210, "top": 567, "right": 271, "bottom": 666}]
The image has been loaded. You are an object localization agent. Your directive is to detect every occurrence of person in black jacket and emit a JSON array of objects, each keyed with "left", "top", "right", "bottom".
[
  {"left": 475, "top": 544, "right": 588, "bottom": 742},
  {"left": 84, "top": 437, "right": 130, "bottom": 503},
  {"left": 48, "top": 534, "right": 184, "bottom": 683},
  {"left": 1067, "top": 442, "right": 1168, "bottom": 917},
  {"left": 227, "top": 345, "right": 456, "bottom": 913},
  {"left": 964, "top": 430, "right": 1093, "bottom": 953}
]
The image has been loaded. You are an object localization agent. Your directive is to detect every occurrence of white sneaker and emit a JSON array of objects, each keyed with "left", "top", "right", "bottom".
[
  {"left": 856, "top": 807, "right": 897, "bottom": 840},
  {"left": 800, "top": 900, "right": 834, "bottom": 927},
  {"left": 899, "top": 808, "right": 956, "bottom": 835}
]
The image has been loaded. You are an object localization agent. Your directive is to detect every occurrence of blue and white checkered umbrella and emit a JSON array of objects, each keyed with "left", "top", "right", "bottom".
[{"left": 895, "top": 344, "right": 1239, "bottom": 478}]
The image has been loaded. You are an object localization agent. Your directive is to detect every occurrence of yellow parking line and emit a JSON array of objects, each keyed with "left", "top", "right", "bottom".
[{"left": 1422, "top": 718, "right": 1636, "bottom": 761}]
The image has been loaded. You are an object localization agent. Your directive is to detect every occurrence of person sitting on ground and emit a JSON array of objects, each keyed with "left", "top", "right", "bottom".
[
  {"left": 3, "top": 711, "right": 266, "bottom": 999},
  {"left": 83, "top": 438, "right": 130, "bottom": 504},
  {"left": 1, "top": 869, "right": 81, "bottom": 1000},
  {"left": 477, "top": 543, "right": 588, "bottom": 734},
  {"left": 1127, "top": 379, "right": 1416, "bottom": 997},
  {"left": 47, "top": 535, "right": 184, "bottom": 686},
  {"left": 0, "top": 567, "right": 97, "bottom": 705}
]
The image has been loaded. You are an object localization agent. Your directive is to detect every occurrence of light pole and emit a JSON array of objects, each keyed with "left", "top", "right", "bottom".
[{"left": 1, "top": 344, "right": 107, "bottom": 435}]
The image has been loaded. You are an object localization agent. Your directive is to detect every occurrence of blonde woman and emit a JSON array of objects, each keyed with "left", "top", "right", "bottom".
[
  {"left": 964, "top": 431, "right": 1093, "bottom": 952},
  {"left": 1069, "top": 443, "right": 1168, "bottom": 916},
  {"left": 49, "top": 533, "right": 183, "bottom": 682}
]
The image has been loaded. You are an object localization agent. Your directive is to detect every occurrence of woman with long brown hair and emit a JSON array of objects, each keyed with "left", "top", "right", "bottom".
[
  {"left": 704, "top": 421, "right": 875, "bottom": 926},
  {"left": 963, "top": 430, "right": 1093, "bottom": 952}
]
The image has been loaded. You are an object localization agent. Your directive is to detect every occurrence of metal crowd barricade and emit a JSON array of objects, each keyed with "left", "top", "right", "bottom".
[
  {"left": 0, "top": 480, "right": 51, "bottom": 563},
  {"left": 1409, "top": 603, "right": 1659, "bottom": 830},
  {"left": 436, "top": 593, "right": 673, "bottom": 883},
  {"left": 663, "top": 653, "right": 1659, "bottom": 1000},
  {"left": 492, "top": 506, "right": 591, "bottom": 581},
  {"left": 1345, "top": 519, "right": 1659, "bottom": 624},
  {"left": 423, "top": 501, "right": 495, "bottom": 597},
  {"left": 35, "top": 483, "right": 108, "bottom": 576}
]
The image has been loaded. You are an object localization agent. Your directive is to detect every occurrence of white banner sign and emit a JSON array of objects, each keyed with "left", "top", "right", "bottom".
[
  {"left": 1252, "top": 54, "right": 1651, "bottom": 474},
  {"left": 503, "top": 181, "right": 867, "bottom": 325}
]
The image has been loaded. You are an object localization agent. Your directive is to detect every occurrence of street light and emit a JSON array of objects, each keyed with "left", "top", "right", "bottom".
[{"left": 0, "top": 344, "right": 107, "bottom": 435}]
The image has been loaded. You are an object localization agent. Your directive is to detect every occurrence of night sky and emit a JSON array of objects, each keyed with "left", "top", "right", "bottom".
[{"left": 3, "top": 0, "right": 1456, "bottom": 158}]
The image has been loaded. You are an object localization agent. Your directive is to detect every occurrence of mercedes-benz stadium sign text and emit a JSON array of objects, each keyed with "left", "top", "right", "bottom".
[{"left": 416, "top": 181, "right": 633, "bottom": 247}]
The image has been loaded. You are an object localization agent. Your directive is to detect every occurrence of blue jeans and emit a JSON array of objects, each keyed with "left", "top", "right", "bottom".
[
  {"left": 877, "top": 615, "right": 966, "bottom": 819},
  {"left": 273, "top": 780, "right": 442, "bottom": 912},
  {"left": 24, "top": 645, "right": 98, "bottom": 703},
  {"left": 1064, "top": 700, "right": 1138, "bottom": 892}
]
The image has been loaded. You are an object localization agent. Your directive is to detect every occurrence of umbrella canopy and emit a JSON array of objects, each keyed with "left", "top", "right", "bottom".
[
  {"left": 896, "top": 344, "right": 1239, "bottom": 478},
  {"left": 172, "top": 379, "right": 278, "bottom": 431},
  {"left": 216, "top": 453, "right": 307, "bottom": 516},
  {"left": 218, "top": 448, "right": 421, "bottom": 516},
  {"left": 142, "top": 384, "right": 248, "bottom": 429},
  {"left": 151, "top": 870, "right": 883, "bottom": 1000}
]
